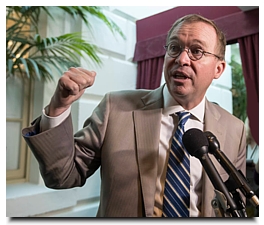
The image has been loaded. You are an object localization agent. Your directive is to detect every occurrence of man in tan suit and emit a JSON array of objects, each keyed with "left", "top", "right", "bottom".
[{"left": 22, "top": 14, "right": 246, "bottom": 217}]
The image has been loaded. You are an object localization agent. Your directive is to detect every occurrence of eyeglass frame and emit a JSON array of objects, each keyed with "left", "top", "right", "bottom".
[{"left": 163, "top": 43, "right": 222, "bottom": 61}]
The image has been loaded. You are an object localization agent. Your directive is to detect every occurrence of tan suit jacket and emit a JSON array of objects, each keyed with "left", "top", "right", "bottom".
[{"left": 22, "top": 84, "right": 246, "bottom": 217}]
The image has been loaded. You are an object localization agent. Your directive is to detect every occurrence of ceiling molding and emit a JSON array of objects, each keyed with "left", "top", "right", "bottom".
[{"left": 238, "top": 6, "right": 259, "bottom": 11}]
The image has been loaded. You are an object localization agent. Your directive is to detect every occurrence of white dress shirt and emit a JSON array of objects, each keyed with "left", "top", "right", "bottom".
[
  {"left": 246, "top": 144, "right": 259, "bottom": 165},
  {"left": 40, "top": 84, "right": 204, "bottom": 217},
  {"left": 153, "top": 85, "right": 204, "bottom": 217}
]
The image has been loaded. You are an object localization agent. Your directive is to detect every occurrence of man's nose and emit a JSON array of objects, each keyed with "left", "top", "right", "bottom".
[{"left": 174, "top": 49, "right": 191, "bottom": 66}]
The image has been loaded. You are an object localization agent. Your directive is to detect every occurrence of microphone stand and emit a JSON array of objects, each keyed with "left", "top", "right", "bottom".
[
  {"left": 211, "top": 189, "right": 231, "bottom": 217},
  {"left": 204, "top": 131, "right": 258, "bottom": 217},
  {"left": 211, "top": 176, "right": 248, "bottom": 217}
]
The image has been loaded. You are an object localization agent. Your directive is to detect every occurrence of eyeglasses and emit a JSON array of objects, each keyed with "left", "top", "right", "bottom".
[{"left": 164, "top": 43, "right": 222, "bottom": 61}]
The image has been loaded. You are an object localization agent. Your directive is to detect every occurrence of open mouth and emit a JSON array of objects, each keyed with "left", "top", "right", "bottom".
[
  {"left": 173, "top": 74, "right": 188, "bottom": 79},
  {"left": 172, "top": 72, "right": 189, "bottom": 80}
]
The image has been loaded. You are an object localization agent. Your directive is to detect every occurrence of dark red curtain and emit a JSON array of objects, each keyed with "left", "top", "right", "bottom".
[
  {"left": 238, "top": 34, "right": 259, "bottom": 145},
  {"left": 136, "top": 56, "right": 164, "bottom": 89},
  {"left": 134, "top": 8, "right": 259, "bottom": 141}
]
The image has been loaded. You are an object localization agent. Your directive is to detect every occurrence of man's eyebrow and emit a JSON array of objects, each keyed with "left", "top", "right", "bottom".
[
  {"left": 191, "top": 39, "right": 207, "bottom": 47},
  {"left": 168, "top": 38, "right": 208, "bottom": 48},
  {"left": 167, "top": 37, "right": 210, "bottom": 50},
  {"left": 168, "top": 37, "right": 179, "bottom": 42}
]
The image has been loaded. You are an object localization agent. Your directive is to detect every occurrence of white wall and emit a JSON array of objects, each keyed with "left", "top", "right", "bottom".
[
  {"left": 6, "top": 6, "right": 139, "bottom": 218},
  {"left": 6, "top": 6, "right": 233, "bottom": 218}
]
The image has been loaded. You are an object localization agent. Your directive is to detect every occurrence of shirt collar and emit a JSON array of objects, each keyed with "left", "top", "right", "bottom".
[{"left": 162, "top": 84, "right": 205, "bottom": 123}]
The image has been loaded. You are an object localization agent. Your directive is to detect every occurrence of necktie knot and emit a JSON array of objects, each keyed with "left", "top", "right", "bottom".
[{"left": 176, "top": 111, "right": 191, "bottom": 130}]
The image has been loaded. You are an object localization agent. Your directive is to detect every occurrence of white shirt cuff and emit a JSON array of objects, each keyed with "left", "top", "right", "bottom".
[{"left": 40, "top": 106, "right": 71, "bottom": 132}]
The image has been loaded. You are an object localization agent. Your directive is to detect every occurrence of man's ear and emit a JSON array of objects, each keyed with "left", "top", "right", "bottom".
[{"left": 214, "top": 60, "right": 226, "bottom": 79}]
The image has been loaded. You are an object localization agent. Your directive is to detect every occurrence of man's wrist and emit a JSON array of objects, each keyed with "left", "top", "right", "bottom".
[{"left": 40, "top": 105, "right": 71, "bottom": 132}]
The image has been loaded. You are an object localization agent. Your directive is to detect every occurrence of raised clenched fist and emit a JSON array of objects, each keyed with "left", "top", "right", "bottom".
[{"left": 48, "top": 67, "right": 96, "bottom": 117}]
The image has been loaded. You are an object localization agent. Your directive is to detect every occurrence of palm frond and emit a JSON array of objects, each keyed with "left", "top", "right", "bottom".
[
  {"left": 6, "top": 32, "right": 101, "bottom": 81},
  {"left": 57, "top": 6, "right": 126, "bottom": 40},
  {"left": 6, "top": 6, "right": 125, "bottom": 81},
  {"left": 6, "top": 6, "right": 51, "bottom": 32}
]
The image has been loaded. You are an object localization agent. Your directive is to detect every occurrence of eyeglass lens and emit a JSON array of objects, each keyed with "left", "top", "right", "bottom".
[{"left": 166, "top": 43, "right": 203, "bottom": 60}]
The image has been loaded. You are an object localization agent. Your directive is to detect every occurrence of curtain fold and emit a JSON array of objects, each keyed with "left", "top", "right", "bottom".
[
  {"left": 136, "top": 56, "right": 164, "bottom": 90},
  {"left": 238, "top": 34, "right": 259, "bottom": 145}
]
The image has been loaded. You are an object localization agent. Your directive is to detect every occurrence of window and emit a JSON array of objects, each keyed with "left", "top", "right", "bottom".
[{"left": 6, "top": 77, "right": 33, "bottom": 183}]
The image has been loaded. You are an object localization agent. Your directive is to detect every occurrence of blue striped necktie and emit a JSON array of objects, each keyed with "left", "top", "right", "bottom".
[{"left": 162, "top": 111, "right": 191, "bottom": 217}]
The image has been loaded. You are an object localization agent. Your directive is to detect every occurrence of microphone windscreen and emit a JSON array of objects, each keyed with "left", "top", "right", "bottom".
[{"left": 182, "top": 128, "right": 208, "bottom": 156}]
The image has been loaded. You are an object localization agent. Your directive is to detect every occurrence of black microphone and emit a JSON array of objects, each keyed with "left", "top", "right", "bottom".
[
  {"left": 182, "top": 128, "right": 240, "bottom": 217},
  {"left": 204, "top": 131, "right": 259, "bottom": 208}
]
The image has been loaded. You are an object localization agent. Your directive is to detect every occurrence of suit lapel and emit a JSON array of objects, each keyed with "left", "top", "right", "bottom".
[
  {"left": 134, "top": 109, "right": 162, "bottom": 216},
  {"left": 204, "top": 100, "right": 226, "bottom": 147},
  {"left": 204, "top": 100, "right": 227, "bottom": 175},
  {"left": 201, "top": 100, "right": 227, "bottom": 216},
  {"left": 133, "top": 85, "right": 164, "bottom": 217}
]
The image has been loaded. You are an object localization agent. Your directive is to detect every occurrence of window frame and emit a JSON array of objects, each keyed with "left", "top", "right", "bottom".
[{"left": 6, "top": 77, "right": 33, "bottom": 184}]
